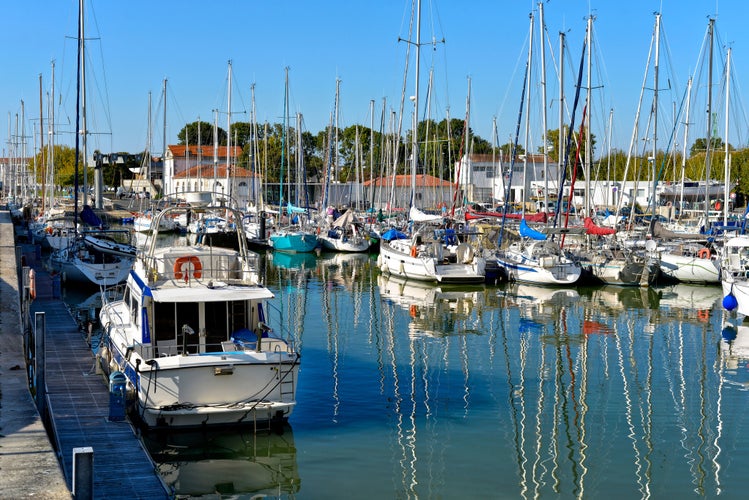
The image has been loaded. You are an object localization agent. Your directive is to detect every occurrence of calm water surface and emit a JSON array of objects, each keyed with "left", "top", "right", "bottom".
[{"left": 65, "top": 244, "right": 749, "bottom": 499}]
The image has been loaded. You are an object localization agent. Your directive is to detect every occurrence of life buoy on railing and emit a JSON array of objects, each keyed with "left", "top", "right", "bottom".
[
  {"left": 697, "top": 247, "right": 711, "bottom": 259},
  {"left": 665, "top": 201, "right": 673, "bottom": 207},
  {"left": 29, "top": 269, "right": 36, "bottom": 300},
  {"left": 410, "top": 245, "right": 418, "bottom": 258},
  {"left": 173, "top": 256, "right": 203, "bottom": 281}
]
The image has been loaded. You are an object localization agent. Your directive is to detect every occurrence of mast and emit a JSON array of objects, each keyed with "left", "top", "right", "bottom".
[
  {"left": 521, "top": 11, "right": 534, "bottom": 217},
  {"left": 723, "top": 47, "right": 731, "bottom": 226},
  {"left": 410, "top": 0, "right": 421, "bottom": 210},
  {"left": 704, "top": 18, "right": 714, "bottom": 227},
  {"left": 39, "top": 74, "right": 44, "bottom": 212},
  {"left": 558, "top": 31, "right": 565, "bottom": 194},
  {"left": 162, "top": 78, "right": 167, "bottom": 197},
  {"left": 539, "top": 2, "right": 549, "bottom": 215},
  {"left": 225, "top": 60, "right": 232, "bottom": 205},
  {"left": 80, "top": 0, "right": 88, "bottom": 211},
  {"left": 649, "top": 13, "right": 661, "bottom": 228},
  {"left": 584, "top": 14, "right": 593, "bottom": 219},
  {"left": 679, "top": 77, "right": 692, "bottom": 213},
  {"left": 73, "top": 0, "right": 83, "bottom": 229},
  {"left": 49, "top": 61, "right": 56, "bottom": 211}
]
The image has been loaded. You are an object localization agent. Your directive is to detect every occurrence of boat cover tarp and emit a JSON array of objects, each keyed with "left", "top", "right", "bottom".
[
  {"left": 584, "top": 217, "right": 617, "bottom": 236},
  {"left": 81, "top": 205, "right": 103, "bottom": 227},
  {"left": 519, "top": 218, "right": 547, "bottom": 240},
  {"left": 286, "top": 203, "right": 309, "bottom": 214},
  {"left": 409, "top": 206, "right": 443, "bottom": 223},
  {"left": 651, "top": 220, "right": 704, "bottom": 240},
  {"left": 382, "top": 228, "right": 409, "bottom": 242},
  {"left": 332, "top": 209, "right": 359, "bottom": 228}
]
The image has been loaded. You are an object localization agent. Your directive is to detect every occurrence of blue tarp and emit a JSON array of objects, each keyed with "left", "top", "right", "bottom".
[
  {"left": 519, "top": 218, "right": 547, "bottom": 240},
  {"left": 81, "top": 205, "right": 103, "bottom": 227},
  {"left": 381, "top": 228, "right": 408, "bottom": 242}
]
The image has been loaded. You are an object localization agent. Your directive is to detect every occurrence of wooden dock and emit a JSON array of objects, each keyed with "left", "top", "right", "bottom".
[{"left": 24, "top": 247, "right": 169, "bottom": 499}]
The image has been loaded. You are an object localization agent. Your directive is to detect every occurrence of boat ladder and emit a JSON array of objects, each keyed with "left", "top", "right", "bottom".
[{"left": 278, "top": 360, "right": 296, "bottom": 401}]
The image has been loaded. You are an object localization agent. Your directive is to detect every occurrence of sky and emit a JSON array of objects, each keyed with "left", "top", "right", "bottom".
[{"left": 1, "top": 0, "right": 747, "bottom": 160}]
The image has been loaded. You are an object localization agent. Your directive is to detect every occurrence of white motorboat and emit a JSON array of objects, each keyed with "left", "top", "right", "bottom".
[
  {"left": 99, "top": 204, "right": 300, "bottom": 430},
  {"left": 721, "top": 236, "right": 749, "bottom": 317}
]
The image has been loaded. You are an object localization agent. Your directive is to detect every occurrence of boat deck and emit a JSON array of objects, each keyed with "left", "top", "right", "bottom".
[{"left": 24, "top": 247, "right": 169, "bottom": 499}]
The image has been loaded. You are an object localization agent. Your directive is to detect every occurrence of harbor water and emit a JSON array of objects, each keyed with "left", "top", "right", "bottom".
[{"left": 62, "top": 244, "right": 749, "bottom": 499}]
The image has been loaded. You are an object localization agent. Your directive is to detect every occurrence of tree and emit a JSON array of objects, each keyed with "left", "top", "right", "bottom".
[
  {"left": 689, "top": 137, "right": 727, "bottom": 157},
  {"left": 178, "top": 121, "right": 226, "bottom": 146}
]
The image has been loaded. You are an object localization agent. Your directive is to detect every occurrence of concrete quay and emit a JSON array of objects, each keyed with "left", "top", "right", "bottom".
[{"left": 0, "top": 211, "right": 69, "bottom": 498}]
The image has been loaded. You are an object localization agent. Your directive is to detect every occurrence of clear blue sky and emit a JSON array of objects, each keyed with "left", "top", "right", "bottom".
[{"left": 1, "top": 1, "right": 746, "bottom": 159}]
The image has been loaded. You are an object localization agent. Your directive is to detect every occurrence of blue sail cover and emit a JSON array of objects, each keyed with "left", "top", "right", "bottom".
[
  {"left": 286, "top": 203, "right": 309, "bottom": 214},
  {"left": 381, "top": 229, "right": 408, "bottom": 242},
  {"left": 80, "top": 205, "right": 103, "bottom": 227},
  {"left": 519, "top": 218, "right": 547, "bottom": 240}
]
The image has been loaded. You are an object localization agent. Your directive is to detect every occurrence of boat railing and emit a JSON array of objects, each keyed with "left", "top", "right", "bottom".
[{"left": 144, "top": 252, "right": 257, "bottom": 284}]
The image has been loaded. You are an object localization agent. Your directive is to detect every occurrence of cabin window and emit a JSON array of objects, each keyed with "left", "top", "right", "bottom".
[
  {"left": 153, "top": 302, "right": 176, "bottom": 342},
  {"left": 176, "top": 302, "right": 199, "bottom": 345},
  {"left": 204, "top": 301, "right": 228, "bottom": 346},
  {"left": 228, "top": 300, "right": 248, "bottom": 335}
]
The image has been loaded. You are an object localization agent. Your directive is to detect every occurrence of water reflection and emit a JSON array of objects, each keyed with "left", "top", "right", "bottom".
[
  {"left": 52, "top": 240, "right": 748, "bottom": 498},
  {"left": 142, "top": 427, "right": 299, "bottom": 497}
]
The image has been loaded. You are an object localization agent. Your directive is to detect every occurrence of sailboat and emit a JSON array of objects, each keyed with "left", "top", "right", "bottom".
[
  {"left": 494, "top": 5, "right": 581, "bottom": 287},
  {"left": 378, "top": 0, "right": 485, "bottom": 284},
  {"left": 269, "top": 71, "right": 319, "bottom": 254},
  {"left": 49, "top": 0, "right": 135, "bottom": 286}
]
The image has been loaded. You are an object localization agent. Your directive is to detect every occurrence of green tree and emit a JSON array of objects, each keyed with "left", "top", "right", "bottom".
[
  {"left": 690, "top": 137, "right": 727, "bottom": 157},
  {"left": 178, "top": 121, "right": 227, "bottom": 146}
]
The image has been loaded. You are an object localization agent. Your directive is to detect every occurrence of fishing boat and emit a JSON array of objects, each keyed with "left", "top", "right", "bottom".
[{"left": 99, "top": 204, "right": 300, "bottom": 430}]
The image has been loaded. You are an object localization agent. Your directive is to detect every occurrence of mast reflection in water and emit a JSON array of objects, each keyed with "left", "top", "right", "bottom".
[{"left": 65, "top": 245, "right": 749, "bottom": 498}]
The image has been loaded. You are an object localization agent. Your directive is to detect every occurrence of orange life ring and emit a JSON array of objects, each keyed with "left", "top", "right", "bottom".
[
  {"left": 697, "top": 248, "right": 711, "bottom": 259},
  {"left": 174, "top": 256, "right": 203, "bottom": 281},
  {"left": 29, "top": 269, "right": 36, "bottom": 300},
  {"left": 410, "top": 245, "right": 418, "bottom": 258},
  {"left": 697, "top": 309, "right": 709, "bottom": 321},
  {"left": 409, "top": 304, "right": 418, "bottom": 317}
]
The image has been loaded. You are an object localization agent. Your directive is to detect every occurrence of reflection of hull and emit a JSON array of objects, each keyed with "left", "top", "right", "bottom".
[
  {"left": 144, "top": 428, "right": 299, "bottom": 497},
  {"left": 272, "top": 251, "right": 318, "bottom": 270},
  {"left": 656, "top": 283, "right": 722, "bottom": 311},
  {"left": 509, "top": 283, "right": 580, "bottom": 304},
  {"left": 378, "top": 274, "right": 484, "bottom": 337}
]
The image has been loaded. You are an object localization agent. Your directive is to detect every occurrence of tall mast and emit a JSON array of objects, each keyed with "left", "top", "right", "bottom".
[
  {"left": 704, "top": 18, "right": 714, "bottom": 226},
  {"left": 411, "top": 0, "right": 421, "bottom": 207},
  {"left": 80, "top": 0, "right": 88, "bottom": 209},
  {"left": 679, "top": 77, "right": 692, "bottom": 212},
  {"left": 225, "top": 60, "right": 232, "bottom": 205},
  {"left": 39, "top": 74, "right": 44, "bottom": 210},
  {"left": 584, "top": 14, "right": 593, "bottom": 218},
  {"left": 49, "top": 61, "right": 56, "bottom": 210},
  {"left": 650, "top": 13, "right": 661, "bottom": 225},
  {"left": 558, "top": 31, "right": 565, "bottom": 192},
  {"left": 723, "top": 47, "right": 731, "bottom": 226},
  {"left": 162, "top": 78, "right": 167, "bottom": 197},
  {"left": 539, "top": 2, "right": 549, "bottom": 215}
]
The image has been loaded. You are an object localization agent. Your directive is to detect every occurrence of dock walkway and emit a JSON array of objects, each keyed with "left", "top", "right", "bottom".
[{"left": 0, "top": 212, "right": 169, "bottom": 499}]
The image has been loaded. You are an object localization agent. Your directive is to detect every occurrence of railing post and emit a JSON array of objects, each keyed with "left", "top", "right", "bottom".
[
  {"left": 72, "top": 446, "right": 94, "bottom": 499},
  {"left": 34, "top": 312, "right": 46, "bottom": 419}
]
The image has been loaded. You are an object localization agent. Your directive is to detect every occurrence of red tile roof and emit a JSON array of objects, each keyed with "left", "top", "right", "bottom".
[{"left": 362, "top": 174, "right": 452, "bottom": 188}]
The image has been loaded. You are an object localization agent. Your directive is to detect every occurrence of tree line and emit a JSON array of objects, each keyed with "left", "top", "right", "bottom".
[{"left": 29, "top": 120, "right": 749, "bottom": 204}]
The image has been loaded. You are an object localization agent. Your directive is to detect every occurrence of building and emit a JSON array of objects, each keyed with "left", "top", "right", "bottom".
[{"left": 362, "top": 174, "right": 453, "bottom": 210}]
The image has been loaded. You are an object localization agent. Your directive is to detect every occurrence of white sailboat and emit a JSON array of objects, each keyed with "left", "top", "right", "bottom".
[
  {"left": 378, "top": 1, "right": 484, "bottom": 283},
  {"left": 49, "top": 0, "right": 135, "bottom": 286}
]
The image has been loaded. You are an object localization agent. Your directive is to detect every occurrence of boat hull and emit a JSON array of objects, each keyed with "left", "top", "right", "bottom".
[{"left": 269, "top": 231, "right": 319, "bottom": 253}]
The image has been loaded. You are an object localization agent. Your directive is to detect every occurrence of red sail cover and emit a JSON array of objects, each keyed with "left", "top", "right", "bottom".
[{"left": 584, "top": 217, "right": 616, "bottom": 235}]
